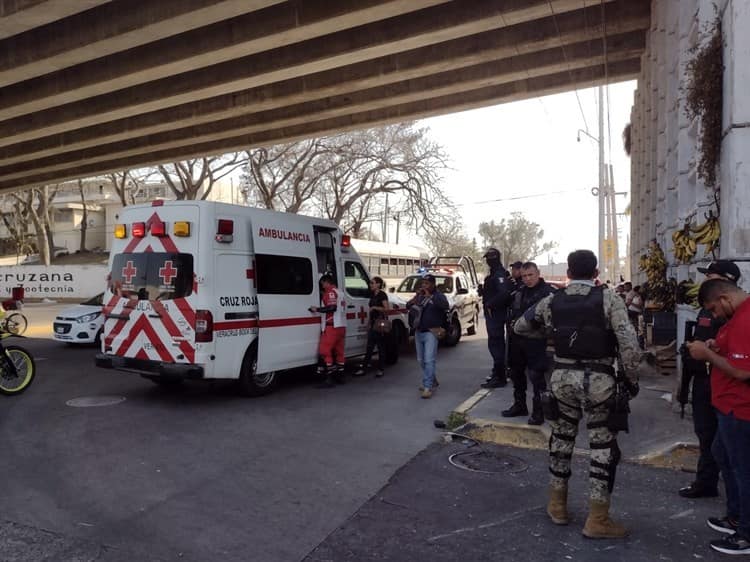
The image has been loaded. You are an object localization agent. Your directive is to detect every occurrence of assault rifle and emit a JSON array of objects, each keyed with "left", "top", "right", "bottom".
[{"left": 678, "top": 320, "right": 697, "bottom": 419}]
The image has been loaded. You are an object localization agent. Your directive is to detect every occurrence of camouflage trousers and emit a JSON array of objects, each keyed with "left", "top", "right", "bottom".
[{"left": 548, "top": 368, "right": 620, "bottom": 503}]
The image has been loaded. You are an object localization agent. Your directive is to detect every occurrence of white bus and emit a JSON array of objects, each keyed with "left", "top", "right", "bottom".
[{"left": 351, "top": 238, "right": 430, "bottom": 287}]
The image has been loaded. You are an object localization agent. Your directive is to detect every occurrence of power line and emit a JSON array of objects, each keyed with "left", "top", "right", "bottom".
[
  {"left": 548, "top": 1, "right": 590, "bottom": 133},
  {"left": 455, "top": 187, "right": 590, "bottom": 206}
]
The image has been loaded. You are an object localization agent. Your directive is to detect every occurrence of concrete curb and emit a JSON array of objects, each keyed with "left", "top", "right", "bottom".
[
  {"left": 629, "top": 441, "right": 699, "bottom": 470},
  {"left": 449, "top": 388, "right": 550, "bottom": 450},
  {"left": 458, "top": 418, "right": 550, "bottom": 450},
  {"left": 449, "top": 389, "right": 700, "bottom": 470}
]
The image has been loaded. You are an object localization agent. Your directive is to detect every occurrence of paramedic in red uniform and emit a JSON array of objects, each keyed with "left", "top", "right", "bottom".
[
  {"left": 309, "top": 274, "right": 346, "bottom": 388},
  {"left": 688, "top": 278, "right": 750, "bottom": 555}
]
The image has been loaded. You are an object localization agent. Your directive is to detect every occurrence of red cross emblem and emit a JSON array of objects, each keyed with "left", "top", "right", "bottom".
[
  {"left": 159, "top": 260, "right": 178, "bottom": 285},
  {"left": 357, "top": 306, "right": 368, "bottom": 324},
  {"left": 121, "top": 261, "right": 137, "bottom": 284}
]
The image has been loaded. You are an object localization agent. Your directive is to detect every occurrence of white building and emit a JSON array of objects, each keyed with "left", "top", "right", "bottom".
[{"left": 0, "top": 175, "right": 238, "bottom": 255}]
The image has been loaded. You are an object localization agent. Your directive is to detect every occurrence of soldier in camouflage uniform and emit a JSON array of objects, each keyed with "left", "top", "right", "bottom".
[{"left": 514, "top": 249, "right": 642, "bottom": 539}]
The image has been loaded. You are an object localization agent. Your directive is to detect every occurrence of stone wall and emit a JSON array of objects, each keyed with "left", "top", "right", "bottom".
[{"left": 629, "top": 0, "right": 750, "bottom": 288}]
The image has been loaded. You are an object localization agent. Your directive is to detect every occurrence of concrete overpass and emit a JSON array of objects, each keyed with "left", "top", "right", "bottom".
[{"left": 0, "top": 0, "right": 650, "bottom": 192}]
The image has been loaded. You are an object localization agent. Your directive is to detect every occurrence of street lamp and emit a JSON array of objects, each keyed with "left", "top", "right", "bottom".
[{"left": 380, "top": 179, "right": 407, "bottom": 243}]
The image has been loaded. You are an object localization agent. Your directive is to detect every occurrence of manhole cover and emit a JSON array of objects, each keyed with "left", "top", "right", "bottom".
[
  {"left": 449, "top": 450, "right": 528, "bottom": 474},
  {"left": 66, "top": 396, "right": 127, "bottom": 408}
]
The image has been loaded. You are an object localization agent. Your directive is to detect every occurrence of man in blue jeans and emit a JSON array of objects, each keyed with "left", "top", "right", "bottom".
[
  {"left": 407, "top": 274, "right": 449, "bottom": 399},
  {"left": 688, "top": 278, "right": 750, "bottom": 555}
]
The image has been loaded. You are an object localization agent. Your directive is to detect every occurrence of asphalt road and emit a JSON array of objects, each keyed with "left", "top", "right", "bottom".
[{"left": 0, "top": 319, "right": 493, "bottom": 561}]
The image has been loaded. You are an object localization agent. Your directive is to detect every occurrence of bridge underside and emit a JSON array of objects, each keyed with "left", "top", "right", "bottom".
[{"left": 0, "top": 0, "right": 650, "bottom": 192}]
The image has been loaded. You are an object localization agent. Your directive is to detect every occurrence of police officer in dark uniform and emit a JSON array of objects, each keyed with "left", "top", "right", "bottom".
[
  {"left": 480, "top": 248, "right": 512, "bottom": 388},
  {"left": 503, "top": 262, "right": 554, "bottom": 424},
  {"left": 509, "top": 261, "right": 524, "bottom": 291},
  {"left": 679, "top": 260, "right": 741, "bottom": 499}
]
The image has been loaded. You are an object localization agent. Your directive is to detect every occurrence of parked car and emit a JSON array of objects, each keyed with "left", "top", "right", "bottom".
[
  {"left": 394, "top": 256, "right": 481, "bottom": 347},
  {"left": 21, "top": 247, "right": 70, "bottom": 264},
  {"left": 53, "top": 293, "right": 104, "bottom": 345}
]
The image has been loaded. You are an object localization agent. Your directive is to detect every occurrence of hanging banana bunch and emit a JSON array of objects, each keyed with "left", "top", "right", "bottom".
[
  {"left": 671, "top": 222, "right": 697, "bottom": 264},
  {"left": 676, "top": 280, "right": 700, "bottom": 308},
  {"left": 638, "top": 240, "right": 673, "bottom": 311},
  {"left": 691, "top": 212, "right": 721, "bottom": 256}
]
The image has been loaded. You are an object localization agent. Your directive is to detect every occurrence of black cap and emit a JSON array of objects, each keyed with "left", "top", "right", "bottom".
[
  {"left": 483, "top": 247, "right": 501, "bottom": 259},
  {"left": 697, "top": 260, "right": 741, "bottom": 282},
  {"left": 510, "top": 261, "right": 523, "bottom": 268},
  {"left": 421, "top": 274, "right": 436, "bottom": 284}
]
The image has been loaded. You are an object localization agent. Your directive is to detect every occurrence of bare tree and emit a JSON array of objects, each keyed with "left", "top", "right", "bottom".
[
  {"left": 0, "top": 196, "right": 33, "bottom": 261},
  {"left": 12, "top": 186, "right": 58, "bottom": 265},
  {"left": 242, "top": 123, "right": 451, "bottom": 237},
  {"left": 77, "top": 178, "right": 89, "bottom": 252},
  {"left": 478, "top": 212, "right": 557, "bottom": 265},
  {"left": 108, "top": 170, "right": 146, "bottom": 206},
  {"left": 423, "top": 220, "right": 480, "bottom": 261},
  {"left": 243, "top": 141, "right": 334, "bottom": 212},
  {"left": 157, "top": 153, "right": 247, "bottom": 200}
]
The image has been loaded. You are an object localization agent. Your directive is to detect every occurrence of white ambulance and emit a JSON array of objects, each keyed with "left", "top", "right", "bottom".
[{"left": 94, "top": 200, "right": 409, "bottom": 395}]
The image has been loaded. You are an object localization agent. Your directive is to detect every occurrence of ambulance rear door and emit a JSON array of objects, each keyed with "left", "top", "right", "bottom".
[
  {"left": 252, "top": 218, "right": 320, "bottom": 373},
  {"left": 341, "top": 255, "right": 371, "bottom": 357}
]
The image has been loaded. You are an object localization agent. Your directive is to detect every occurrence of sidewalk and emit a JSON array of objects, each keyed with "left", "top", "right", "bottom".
[{"left": 452, "top": 367, "right": 698, "bottom": 467}]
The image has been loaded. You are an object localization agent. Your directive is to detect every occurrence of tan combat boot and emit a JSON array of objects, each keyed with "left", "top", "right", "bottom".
[
  {"left": 582, "top": 500, "right": 629, "bottom": 539},
  {"left": 547, "top": 487, "right": 569, "bottom": 525}
]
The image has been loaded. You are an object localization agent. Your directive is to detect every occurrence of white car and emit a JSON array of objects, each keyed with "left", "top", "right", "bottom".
[{"left": 53, "top": 293, "right": 104, "bottom": 344}]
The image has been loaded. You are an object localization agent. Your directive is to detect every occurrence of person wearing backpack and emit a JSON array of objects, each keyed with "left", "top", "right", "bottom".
[{"left": 406, "top": 274, "right": 449, "bottom": 399}]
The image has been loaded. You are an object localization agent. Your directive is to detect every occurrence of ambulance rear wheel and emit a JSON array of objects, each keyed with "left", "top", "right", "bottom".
[{"left": 238, "top": 345, "right": 278, "bottom": 396}]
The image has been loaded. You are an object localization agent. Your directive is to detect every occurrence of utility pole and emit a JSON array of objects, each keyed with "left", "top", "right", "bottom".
[
  {"left": 382, "top": 193, "right": 389, "bottom": 243},
  {"left": 609, "top": 164, "right": 620, "bottom": 281},
  {"left": 598, "top": 85, "right": 606, "bottom": 281}
]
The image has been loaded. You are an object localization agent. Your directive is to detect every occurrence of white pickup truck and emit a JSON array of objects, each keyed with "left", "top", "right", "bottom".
[{"left": 393, "top": 256, "right": 481, "bottom": 346}]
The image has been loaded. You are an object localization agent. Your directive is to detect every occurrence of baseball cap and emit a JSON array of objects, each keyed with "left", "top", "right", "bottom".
[
  {"left": 483, "top": 247, "right": 501, "bottom": 259},
  {"left": 421, "top": 273, "right": 436, "bottom": 284},
  {"left": 697, "top": 260, "right": 741, "bottom": 282},
  {"left": 510, "top": 261, "right": 523, "bottom": 268}
]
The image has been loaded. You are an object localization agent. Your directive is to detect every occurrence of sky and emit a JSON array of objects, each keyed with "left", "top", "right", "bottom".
[{"left": 403, "top": 80, "right": 637, "bottom": 265}]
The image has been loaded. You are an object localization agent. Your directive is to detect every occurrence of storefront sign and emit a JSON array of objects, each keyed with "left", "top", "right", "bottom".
[{"left": 0, "top": 265, "right": 108, "bottom": 299}]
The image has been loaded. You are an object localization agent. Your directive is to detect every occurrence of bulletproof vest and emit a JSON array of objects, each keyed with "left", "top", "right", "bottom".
[{"left": 549, "top": 285, "right": 618, "bottom": 360}]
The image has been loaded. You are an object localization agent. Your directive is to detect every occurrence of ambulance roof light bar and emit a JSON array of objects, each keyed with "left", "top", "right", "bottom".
[
  {"left": 132, "top": 222, "right": 146, "bottom": 238},
  {"left": 150, "top": 220, "right": 166, "bottom": 237}
]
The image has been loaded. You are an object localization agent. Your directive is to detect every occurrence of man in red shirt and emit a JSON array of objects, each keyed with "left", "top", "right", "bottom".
[{"left": 688, "top": 278, "right": 750, "bottom": 555}]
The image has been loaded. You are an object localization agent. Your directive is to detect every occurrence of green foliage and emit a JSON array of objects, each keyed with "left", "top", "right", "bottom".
[
  {"left": 478, "top": 212, "right": 557, "bottom": 265},
  {"left": 445, "top": 411, "right": 467, "bottom": 431}
]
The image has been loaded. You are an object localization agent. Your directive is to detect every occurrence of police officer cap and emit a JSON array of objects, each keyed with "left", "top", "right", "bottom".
[
  {"left": 698, "top": 260, "right": 741, "bottom": 282},
  {"left": 483, "top": 248, "right": 501, "bottom": 260},
  {"left": 510, "top": 261, "right": 524, "bottom": 269},
  {"left": 421, "top": 273, "right": 436, "bottom": 284}
]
